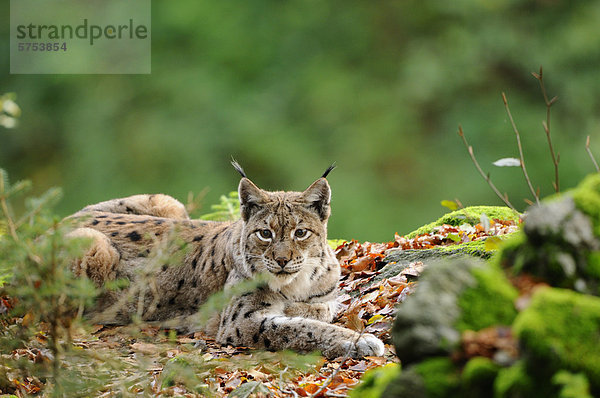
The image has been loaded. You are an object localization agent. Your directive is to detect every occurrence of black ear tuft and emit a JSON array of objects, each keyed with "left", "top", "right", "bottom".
[
  {"left": 231, "top": 158, "right": 247, "bottom": 178},
  {"left": 321, "top": 163, "right": 336, "bottom": 179}
]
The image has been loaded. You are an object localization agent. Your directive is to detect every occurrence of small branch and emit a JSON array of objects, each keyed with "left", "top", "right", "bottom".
[
  {"left": 502, "top": 92, "right": 540, "bottom": 205},
  {"left": 458, "top": 126, "right": 517, "bottom": 211},
  {"left": 586, "top": 136, "right": 600, "bottom": 173},
  {"left": 454, "top": 198, "right": 464, "bottom": 209},
  {"left": 309, "top": 331, "right": 365, "bottom": 398},
  {"left": 532, "top": 66, "right": 560, "bottom": 192}
]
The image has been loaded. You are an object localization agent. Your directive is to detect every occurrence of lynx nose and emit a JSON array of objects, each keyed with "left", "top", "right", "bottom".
[{"left": 275, "top": 257, "right": 289, "bottom": 268}]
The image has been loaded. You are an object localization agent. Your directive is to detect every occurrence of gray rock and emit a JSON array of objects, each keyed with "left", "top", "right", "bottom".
[
  {"left": 512, "top": 196, "right": 600, "bottom": 292},
  {"left": 375, "top": 246, "right": 491, "bottom": 284},
  {"left": 524, "top": 197, "right": 598, "bottom": 250},
  {"left": 392, "top": 258, "right": 483, "bottom": 365}
]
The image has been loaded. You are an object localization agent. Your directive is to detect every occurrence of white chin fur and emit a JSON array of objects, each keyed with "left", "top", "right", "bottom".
[{"left": 267, "top": 272, "right": 299, "bottom": 291}]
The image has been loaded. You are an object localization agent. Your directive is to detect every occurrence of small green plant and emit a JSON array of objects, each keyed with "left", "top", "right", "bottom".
[
  {"left": 200, "top": 191, "right": 240, "bottom": 221},
  {"left": 0, "top": 168, "right": 100, "bottom": 396}
]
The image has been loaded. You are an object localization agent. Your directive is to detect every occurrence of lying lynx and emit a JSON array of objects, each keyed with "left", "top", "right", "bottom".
[{"left": 68, "top": 163, "right": 384, "bottom": 359}]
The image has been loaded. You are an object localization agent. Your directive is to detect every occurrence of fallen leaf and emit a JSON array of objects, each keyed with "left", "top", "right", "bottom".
[{"left": 130, "top": 342, "right": 160, "bottom": 355}]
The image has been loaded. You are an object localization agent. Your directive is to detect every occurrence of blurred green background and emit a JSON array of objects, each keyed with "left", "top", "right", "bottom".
[{"left": 1, "top": 0, "right": 599, "bottom": 241}]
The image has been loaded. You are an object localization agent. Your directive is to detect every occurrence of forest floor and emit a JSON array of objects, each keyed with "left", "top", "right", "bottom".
[{"left": 2, "top": 218, "right": 519, "bottom": 397}]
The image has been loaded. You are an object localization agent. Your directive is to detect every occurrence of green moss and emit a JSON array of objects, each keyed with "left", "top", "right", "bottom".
[
  {"left": 455, "top": 262, "right": 518, "bottom": 332},
  {"left": 570, "top": 174, "right": 600, "bottom": 237},
  {"left": 461, "top": 357, "right": 500, "bottom": 397},
  {"left": 493, "top": 230, "right": 529, "bottom": 272},
  {"left": 512, "top": 287, "right": 600, "bottom": 391},
  {"left": 406, "top": 206, "right": 520, "bottom": 238},
  {"left": 552, "top": 371, "right": 593, "bottom": 398},
  {"left": 586, "top": 252, "right": 600, "bottom": 279},
  {"left": 494, "top": 361, "right": 535, "bottom": 398},
  {"left": 437, "top": 239, "right": 488, "bottom": 256},
  {"left": 349, "top": 363, "right": 401, "bottom": 398},
  {"left": 414, "top": 357, "right": 460, "bottom": 398}
]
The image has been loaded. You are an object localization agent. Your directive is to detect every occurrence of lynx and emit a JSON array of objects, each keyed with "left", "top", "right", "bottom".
[{"left": 68, "top": 163, "right": 384, "bottom": 358}]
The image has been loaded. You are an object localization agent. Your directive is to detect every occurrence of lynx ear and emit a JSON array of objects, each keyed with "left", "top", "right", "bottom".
[
  {"left": 238, "top": 178, "right": 268, "bottom": 221},
  {"left": 301, "top": 178, "right": 331, "bottom": 221}
]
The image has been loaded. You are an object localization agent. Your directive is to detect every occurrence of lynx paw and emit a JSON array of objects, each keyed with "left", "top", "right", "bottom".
[{"left": 338, "top": 333, "right": 385, "bottom": 358}]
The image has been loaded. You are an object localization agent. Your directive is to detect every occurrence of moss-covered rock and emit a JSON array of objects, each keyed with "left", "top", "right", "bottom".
[
  {"left": 383, "top": 366, "right": 428, "bottom": 398},
  {"left": 552, "top": 371, "right": 593, "bottom": 398},
  {"left": 348, "top": 363, "right": 401, "bottom": 398},
  {"left": 461, "top": 357, "right": 500, "bottom": 398},
  {"left": 493, "top": 360, "right": 536, "bottom": 398},
  {"left": 456, "top": 262, "right": 518, "bottom": 332},
  {"left": 415, "top": 357, "right": 461, "bottom": 397},
  {"left": 392, "top": 258, "right": 517, "bottom": 366},
  {"left": 512, "top": 287, "right": 600, "bottom": 393},
  {"left": 570, "top": 173, "right": 600, "bottom": 238},
  {"left": 499, "top": 174, "right": 600, "bottom": 294},
  {"left": 405, "top": 206, "right": 520, "bottom": 238},
  {"left": 383, "top": 358, "right": 460, "bottom": 398}
]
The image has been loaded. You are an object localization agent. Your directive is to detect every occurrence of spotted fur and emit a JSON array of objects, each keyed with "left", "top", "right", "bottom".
[{"left": 67, "top": 172, "right": 384, "bottom": 359}]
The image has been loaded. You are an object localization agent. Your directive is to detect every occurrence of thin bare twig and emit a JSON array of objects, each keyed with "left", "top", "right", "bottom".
[
  {"left": 502, "top": 92, "right": 540, "bottom": 205},
  {"left": 454, "top": 198, "right": 464, "bottom": 209},
  {"left": 532, "top": 66, "right": 560, "bottom": 192},
  {"left": 458, "top": 126, "right": 517, "bottom": 211},
  {"left": 586, "top": 136, "right": 600, "bottom": 173},
  {"left": 309, "top": 330, "right": 365, "bottom": 398}
]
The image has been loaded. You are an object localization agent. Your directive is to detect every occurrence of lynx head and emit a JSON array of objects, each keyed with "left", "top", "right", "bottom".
[{"left": 233, "top": 161, "right": 335, "bottom": 288}]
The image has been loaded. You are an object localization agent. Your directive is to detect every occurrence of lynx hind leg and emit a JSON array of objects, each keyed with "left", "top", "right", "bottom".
[
  {"left": 82, "top": 194, "right": 189, "bottom": 220},
  {"left": 68, "top": 227, "right": 120, "bottom": 286}
]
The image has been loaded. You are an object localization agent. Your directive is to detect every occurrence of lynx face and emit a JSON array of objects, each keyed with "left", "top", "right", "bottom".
[{"left": 238, "top": 176, "right": 332, "bottom": 288}]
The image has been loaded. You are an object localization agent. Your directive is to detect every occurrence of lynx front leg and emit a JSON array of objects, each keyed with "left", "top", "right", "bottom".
[
  {"left": 67, "top": 227, "right": 120, "bottom": 286},
  {"left": 283, "top": 301, "right": 338, "bottom": 323},
  {"left": 218, "top": 310, "right": 384, "bottom": 359}
]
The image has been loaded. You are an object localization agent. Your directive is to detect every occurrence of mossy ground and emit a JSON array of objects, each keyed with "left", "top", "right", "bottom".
[{"left": 405, "top": 206, "right": 520, "bottom": 239}]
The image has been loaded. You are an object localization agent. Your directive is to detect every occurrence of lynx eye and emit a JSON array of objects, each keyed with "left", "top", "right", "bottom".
[
  {"left": 256, "top": 229, "right": 273, "bottom": 242},
  {"left": 294, "top": 228, "right": 311, "bottom": 240}
]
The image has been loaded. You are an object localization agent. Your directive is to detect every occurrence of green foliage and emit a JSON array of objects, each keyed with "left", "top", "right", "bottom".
[
  {"left": 0, "top": 168, "right": 104, "bottom": 396},
  {"left": 200, "top": 191, "right": 240, "bottom": 221}
]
